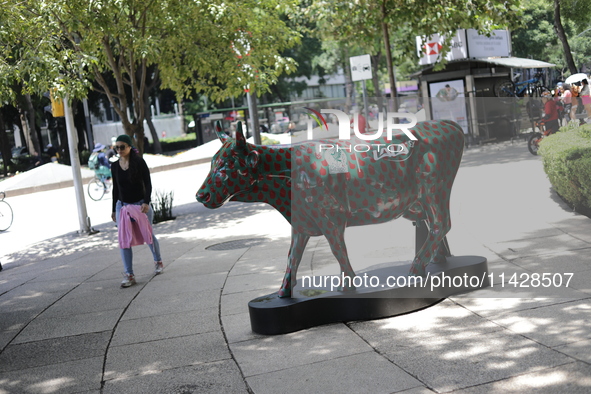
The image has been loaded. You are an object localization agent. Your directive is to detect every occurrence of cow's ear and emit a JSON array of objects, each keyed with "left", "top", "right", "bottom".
[
  {"left": 235, "top": 121, "right": 246, "bottom": 148},
  {"left": 247, "top": 150, "right": 259, "bottom": 169},
  {"left": 215, "top": 121, "right": 228, "bottom": 143}
]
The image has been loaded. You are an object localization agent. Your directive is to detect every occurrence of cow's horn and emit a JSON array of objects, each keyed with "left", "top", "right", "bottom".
[
  {"left": 235, "top": 121, "right": 246, "bottom": 148},
  {"left": 215, "top": 121, "right": 228, "bottom": 142}
]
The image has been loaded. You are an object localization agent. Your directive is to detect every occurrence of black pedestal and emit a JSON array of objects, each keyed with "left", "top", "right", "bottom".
[{"left": 249, "top": 256, "right": 488, "bottom": 335}]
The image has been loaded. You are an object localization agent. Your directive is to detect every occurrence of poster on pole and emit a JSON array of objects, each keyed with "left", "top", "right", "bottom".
[{"left": 349, "top": 54, "right": 372, "bottom": 81}]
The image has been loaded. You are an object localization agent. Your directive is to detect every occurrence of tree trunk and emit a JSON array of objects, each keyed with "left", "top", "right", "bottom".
[
  {"left": 342, "top": 45, "right": 353, "bottom": 113},
  {"left": 381, "top": 1, "right": 397, "bottom": 110},
  {"left": 25, "top": 94, "right": 41, "bottom": 155},
  {"left": 554, "top": 0, "right": 578, "bottom": 75},
  {"left": 371, "top": 53, "right": 384, "bottom": 112},
  {"left": 143, "top": 89, "right": 162, "bottom": 154},
  {"left": 0, "top": 113, "right": 13, "bottom": 176}
]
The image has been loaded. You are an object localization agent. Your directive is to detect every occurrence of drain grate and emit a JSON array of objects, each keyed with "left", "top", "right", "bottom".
[{"left": 205, "top": 238, "right": 268, "bottom": 251}]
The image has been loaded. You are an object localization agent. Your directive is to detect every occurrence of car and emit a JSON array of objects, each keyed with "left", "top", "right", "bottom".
[{"left": 11, "top": 147, "right": 29, "bottom": 158}]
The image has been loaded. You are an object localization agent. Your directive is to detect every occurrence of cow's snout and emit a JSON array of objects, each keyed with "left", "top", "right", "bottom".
[{"left": 196, "top": 192, "right": 210, "bottom": 204}]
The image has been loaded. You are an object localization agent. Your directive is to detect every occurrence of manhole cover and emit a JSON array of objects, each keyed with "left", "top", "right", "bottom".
[{"left": 206, "top": 238, "right": 268, "bottom": 251}]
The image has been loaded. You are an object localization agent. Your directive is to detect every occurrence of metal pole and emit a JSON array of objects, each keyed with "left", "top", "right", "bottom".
[
  {"left": 247, "top": 90, "right": 261, "bottom": 145},
  {"left": 82, "top": 98, "right": 93, "bottom": 150},
  {"left": 362, "top": 80, "right": 370, "bottom": 127},
  {"left": 64, "top": 95, "right": 94, "bottom": 234}
]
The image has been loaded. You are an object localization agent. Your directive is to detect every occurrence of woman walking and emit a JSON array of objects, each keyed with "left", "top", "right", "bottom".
[{"left": 111, "top": 134, "right": 164, "bottom": 288}]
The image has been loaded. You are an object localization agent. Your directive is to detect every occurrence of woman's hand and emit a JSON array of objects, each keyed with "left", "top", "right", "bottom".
[
  {"left": 111, "top": 212, "right": 116, "bottom": 222},
  {"left": 140, "top": 203, "right": 150, "bottom": 214}
]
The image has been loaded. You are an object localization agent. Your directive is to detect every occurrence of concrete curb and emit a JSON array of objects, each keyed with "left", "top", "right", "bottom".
[{"left": 3, "top": 157, "right": 212, "bottom": 198}]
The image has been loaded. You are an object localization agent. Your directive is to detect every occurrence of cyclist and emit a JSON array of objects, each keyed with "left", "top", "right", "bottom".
[
  {"left": 89, "top": 143, "right": 112, "bottom": 180},
  {"left": 537, "top": 91, "right": 560, "bottom": 135}
]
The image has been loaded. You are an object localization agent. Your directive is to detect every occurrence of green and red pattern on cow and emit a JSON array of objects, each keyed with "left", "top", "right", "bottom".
[{"left": 197, "top": 120, "right": 464, "bottom": 297}]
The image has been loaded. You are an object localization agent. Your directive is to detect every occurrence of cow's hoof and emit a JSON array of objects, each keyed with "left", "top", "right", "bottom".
[
  {"left": 409, "top": 264, "right": 426, "bottom": 277},
  {"left": 278, "top": 288, "right": 291, "bottom": 298},
  {"left": 337, "top": 284, "right": 356, "bottom": 293}
]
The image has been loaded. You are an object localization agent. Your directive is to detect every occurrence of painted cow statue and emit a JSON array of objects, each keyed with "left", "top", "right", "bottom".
[{"left": 197, "top": 120, "right": 464, "bottom": 297}]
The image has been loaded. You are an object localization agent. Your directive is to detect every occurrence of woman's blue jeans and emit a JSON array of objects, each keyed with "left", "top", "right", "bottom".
[{"left": 116, "top": 200, "right": 162, "bottom": 275}]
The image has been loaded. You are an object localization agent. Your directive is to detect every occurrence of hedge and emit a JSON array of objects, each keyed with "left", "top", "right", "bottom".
[{"left": 539, "top": 122, "right": 591, "bottom": 215}]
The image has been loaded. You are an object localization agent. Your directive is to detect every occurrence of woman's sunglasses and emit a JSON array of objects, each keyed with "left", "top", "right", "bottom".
[{"left": 115, "top": 145, "right": 128, "bottom": 151}]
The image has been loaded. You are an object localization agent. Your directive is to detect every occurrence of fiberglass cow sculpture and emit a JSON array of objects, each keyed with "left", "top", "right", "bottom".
[{"left": 197, "top": 120, "right": 464, "bottom": 297}]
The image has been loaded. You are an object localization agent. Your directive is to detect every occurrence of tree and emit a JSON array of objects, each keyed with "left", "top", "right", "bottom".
[
  {"left": 307, "top": 0, "right": 524, "bottom": 106},
  {"left": 10, "top": 0, "right": 299, "bottom": 153}
]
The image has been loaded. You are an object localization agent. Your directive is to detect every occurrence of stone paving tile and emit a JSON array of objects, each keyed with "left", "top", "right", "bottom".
[
  {"left": 230, "top": 323, "right": 373, "bottom": 377},
  {"left": 220, "top": 288, "right": 272, "bottom": 317},
  {"left": 120, "top": 288, "right": 219, "bottom": 321},
  {"left": 102, "top": 359, "right": 247, "bottom": 394},
  {"left": 554, "top": 338, "right": 591, "bottom": 363},
  {"left": 246, "top": 351, "right": 422, "bottom": 394},
  {"left": 489, "top": 298, "right": 591, "bottom": 348},
  {"left": 104, "top": 331, "right": 230, "bottom": 381},
  {"left": 568, "top": 268, "right": 591, "bottom": 294},
  {"left": 0, "top": 329, "right": 18, "bottom": 351},
  {"left": 452, "top": 286, "right": 590, "bottom": 318},
  {"left": 487, "top": 233, "right": 590, "bottom": 262},
  {"left": 0, "top": 331, "right": 110, "bottom": 373},
  {"left": 111, "top": 308, "right": 219, "bottom": 346},
  {"left": 222, "top": 271, "right": 283, "bottom": 295},
  {"left": 452, "top": 362, "right": 591, "bottom": 394},
  {"left": 12, "top": 309, "right": 121, "bottom": 344},
  {"left": 350, "top": 299, "right": 504, "bottom": 344},
  {"left": 0, "top": 356, "right": 103, "bottom": 394},
  {"left": 221, "top": 312, "right": 266, "bottom": 344},
  {"left": 510, "top": 247, "right": 591, "bottom": 274},
  {"left": 369, "top": 330, "right": 572, "bottom": 393}
]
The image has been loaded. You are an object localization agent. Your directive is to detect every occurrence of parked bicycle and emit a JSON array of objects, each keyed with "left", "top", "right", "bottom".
[
  {"left": 0, "top": 191, "right": 14, "bottom": 231},
  {"left": 495, "top": 72, "right": 547, "bottom": 100},
  {"left": 87, "top": 173, "right": 112, "bottom": 201}
]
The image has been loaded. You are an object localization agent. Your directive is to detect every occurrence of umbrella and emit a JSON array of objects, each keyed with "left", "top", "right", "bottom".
[{"left": 564, "top": 73, "right": 589, "bottom": 85}]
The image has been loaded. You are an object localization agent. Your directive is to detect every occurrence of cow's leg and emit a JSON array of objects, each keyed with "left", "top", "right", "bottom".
[
  {"left": 324, "top": 225, "right": 356, "bottom": 291},
  {"left": 278, "top": 230, "right": 310, "bottom": 298},
  {"left": 409, "top": 197, "right": 452, "bottom": 276}
]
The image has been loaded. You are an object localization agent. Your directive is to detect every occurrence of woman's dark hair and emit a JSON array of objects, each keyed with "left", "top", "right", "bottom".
[
  {"left": 127, "top": 147, "right": 141, "bottom": 180},
  {"left": 583, "top": 79, "right": 589, "bottom": 85}
]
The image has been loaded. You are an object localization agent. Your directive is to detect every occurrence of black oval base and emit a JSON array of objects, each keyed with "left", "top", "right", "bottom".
[{"left": 249, "top": 255, "right": 488, "bottom": 335}]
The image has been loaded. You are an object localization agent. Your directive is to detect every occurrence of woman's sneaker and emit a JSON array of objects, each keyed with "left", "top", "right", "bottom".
[
  {"left": 154, "top": 261, "right": 164, "bottom": 275},
  {"left": 121, "top": 273, "right": 136, "bottom": 288}
]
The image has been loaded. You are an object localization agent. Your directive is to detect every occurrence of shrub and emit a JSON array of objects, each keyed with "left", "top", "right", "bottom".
[
  {"left": 151, "top": 189, "right": 175, "bottom": 223},
  {"left": 539, "top": 124, "right": 591, "bottom": 215}
]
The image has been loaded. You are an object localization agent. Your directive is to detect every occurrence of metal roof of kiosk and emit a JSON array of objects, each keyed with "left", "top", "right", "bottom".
[{"left": 473, "top": 57, "right": 556, "bottom": 69}]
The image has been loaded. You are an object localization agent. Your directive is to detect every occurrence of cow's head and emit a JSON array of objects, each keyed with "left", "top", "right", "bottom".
[{"left": 196, "top": 122, "right": 260, "bottom": 208}]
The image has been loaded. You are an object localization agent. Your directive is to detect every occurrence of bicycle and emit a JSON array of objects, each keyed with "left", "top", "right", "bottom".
[
  {"left": 0, "top": 191, "right": 14, "bottom": 231},
  {"left": 495, "top": 72, "right": 547, "bottom": 100},
  {"left": 528, "top": 121, "right": 556, "bottom": 155},
  {"left": 87, "top": 173, "right": 112, "bottom": 201}
]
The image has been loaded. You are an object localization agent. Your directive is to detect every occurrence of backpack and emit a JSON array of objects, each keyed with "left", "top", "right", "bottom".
[{"left": 88, "top": 153, "right": 100, "bottom": 170}]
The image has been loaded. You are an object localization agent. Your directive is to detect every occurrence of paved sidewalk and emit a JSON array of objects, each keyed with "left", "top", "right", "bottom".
[{"left": 1, "top": 139, "right": 591, "bottom": 393}]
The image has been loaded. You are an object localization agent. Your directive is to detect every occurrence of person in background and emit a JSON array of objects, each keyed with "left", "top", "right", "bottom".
[
  {"left": 111, "top": 134, "right": 164, "bottom": 288},
  {"left": 90, "top": 143, "right": 112, "bottom": 180},
  {"left": 580, "top": 79, "right": 591, "bottom": 122},
  {"left": 46, "top": 144, "right": 59, "bottom": 162},
  {"left": 539, "top": 91, "right": 560, "bottom": 134},
  {"left": 561, "top": 83, "right": 573, "bottom": 123}
]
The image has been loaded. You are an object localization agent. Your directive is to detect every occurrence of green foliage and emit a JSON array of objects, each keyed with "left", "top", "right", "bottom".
[
  {"left": 152, "top": 190, "right": 175, "bottom": 223},
  {"left": 512, "top": 0, "right": 591, "bottom": 75},
  {"left": 539, "top": 125, "right": 591, "bottom": 214},
  {"left": 261, "top": 136, "right": 280, "bottom": 145}
]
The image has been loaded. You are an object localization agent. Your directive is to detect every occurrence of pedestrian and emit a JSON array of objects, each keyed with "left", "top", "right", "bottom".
[
  {"left": 111, "top": 134, "right": 164, "bottom": 288},
  {"left": 580, "top": 79, "right": 591, "bottom": 122},
  {"left": 539, "top": 91, "right": 560, "bottom": 134},
  {"left": 561, "top": 83, "right": 573, "bottom": 123}
]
